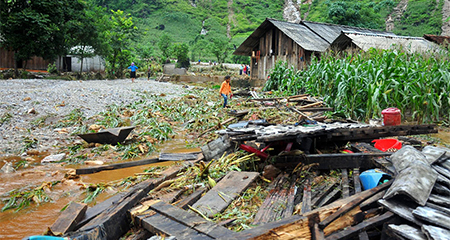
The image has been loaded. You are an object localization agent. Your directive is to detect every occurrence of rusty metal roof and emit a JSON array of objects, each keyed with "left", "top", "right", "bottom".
[
  {"left": 233, "top": 18, "right": 329, "bottom": 56},
  {"left": 332, "top": 31, "right": 442, "bottom": 53},
  {"left": 424, "top": 34, "right": 450, "bottom": 45}
]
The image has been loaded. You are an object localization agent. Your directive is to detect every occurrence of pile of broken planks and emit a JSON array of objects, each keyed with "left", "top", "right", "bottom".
[
  {"left": 247, "top": 92, "right": 332, "bottom": 122},
  {"left": 46, "top": 121, "right": 444, "bottom": 240}
]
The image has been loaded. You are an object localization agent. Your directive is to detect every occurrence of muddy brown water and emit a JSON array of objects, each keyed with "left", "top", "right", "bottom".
[
  {"left": 0, "top": 137, "right": 199, "bottom": 240},
  {"left": 1, "top": 131, "right": 449, "bottom": 239}
]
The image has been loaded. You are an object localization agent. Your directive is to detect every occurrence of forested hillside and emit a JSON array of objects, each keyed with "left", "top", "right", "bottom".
[{"left": 95, "top": 0, "right": 447, "bottom": 62}]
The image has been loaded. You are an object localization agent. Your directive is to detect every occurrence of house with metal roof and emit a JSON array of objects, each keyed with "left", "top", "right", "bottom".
[
  {"left": 331, "top": 31, "right": 442, "bottom": 54},
  {"left": 234, "top": 18, "right": 440, "bottom": 80}
]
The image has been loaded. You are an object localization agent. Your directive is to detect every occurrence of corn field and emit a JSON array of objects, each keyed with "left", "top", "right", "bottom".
[{"left": 265, "top": 49, "right": 450, "bottom": 124}]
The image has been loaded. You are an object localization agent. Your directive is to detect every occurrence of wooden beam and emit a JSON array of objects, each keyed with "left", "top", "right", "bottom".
[
  {"left": 301, "top": 180, "right": 312, "bottom": 214},
  {"left": 353, "top": 169, "right": 362, "bottom": 193},
  {"left": 50, "top": 202, "right": 87, "bottom": 235},
  {"left": 341, "top": 169, "right": 350, "bottom": 198},
  {"left": 175, "top": 188, "right": 206, "bottom": 210},
  {"left": 318, "top": 181, "right": 392, "bottom": 229},
  {"left": 133, "top": 200, "right": 235, "bottom": 239},
  {"left": 159, "top": 152, "right": 200, "bottom": 161},
  {"left": 325, "top": 212, "right": 395, "bottom": 240},
  {"left": 275, "top": 153, "right": 391, "bottom": 170},
  {"left": 76, "top": 158, "right": 159, "bottom": 175}
]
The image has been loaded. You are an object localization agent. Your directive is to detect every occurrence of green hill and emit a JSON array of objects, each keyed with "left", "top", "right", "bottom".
[{"left": 95, "top": 0, "right": 447, "bottom": 62}]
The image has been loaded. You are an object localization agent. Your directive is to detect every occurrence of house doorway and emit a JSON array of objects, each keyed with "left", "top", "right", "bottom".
[{"left": 63, "top": 57, "right": 72, "bottom": 72}]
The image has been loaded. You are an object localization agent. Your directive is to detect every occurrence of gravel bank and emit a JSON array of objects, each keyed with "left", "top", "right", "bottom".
[{"left": 0, "top": 78, "right": 188, "bottom": 156}]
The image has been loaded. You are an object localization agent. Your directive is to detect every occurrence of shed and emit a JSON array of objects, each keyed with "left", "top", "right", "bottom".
[
  {"left": 331, "top": 31, "right": 442, "bottom": 54},
  {"left": 234, "top": 19, "right": 400, "bottom": 80},
  {"left": 0, "top": 47, "right": 50, "bottom": 70},
  {"left": 234, "top": 18, "right": 328, "bottom": 80}
]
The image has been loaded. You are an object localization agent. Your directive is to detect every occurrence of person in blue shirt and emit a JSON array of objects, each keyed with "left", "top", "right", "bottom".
[{"left": 127, "top": 62, "right": 138, "bottom": 82}]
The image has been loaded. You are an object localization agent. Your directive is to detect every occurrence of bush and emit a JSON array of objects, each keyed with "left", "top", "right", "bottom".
[{"left": 47, "top": 63, "right": 58, "bottom": 74}]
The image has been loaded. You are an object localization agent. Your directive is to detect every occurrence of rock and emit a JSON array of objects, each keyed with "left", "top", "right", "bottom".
[
  {"left": 23, "top": 97, "right": 31, "bottom": 101},
  {"left": 27, "top": 149, "right": 40, "bottom": 155},
  {"left": 28, "top": 108, "right": 36, "bottom": 114},
  {"left": 41, "top": 153, "right": 66, "bottom": 163}
]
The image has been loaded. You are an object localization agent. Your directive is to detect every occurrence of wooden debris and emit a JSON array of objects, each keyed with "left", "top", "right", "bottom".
[
  {"left": 159, "top": 152, "right": 200, "bottom": 161},
  {"left": 68, "top": 162, "right": 194, "bottom": 239},
  {"left": 341, "top": 169, "right": 349, "bottom": 198},
  {"left": 175, "top": 188, "right": 207, "bottom": 210},
  {"left": 50, "top": 202, "right": 87, "bottom": 235},
  {"left": 325, "top": 212, "right": 395, "bottom": 240},
  {"left": 275, "top": 153, "right": 391, "bottom": 170},
  {"left": 76, "top": 157, "right": 159, "bottom": 175},
  {"left": 192, "top": 171, "right": 259, "bottom": 217},
  {"left": 301, "top": 180, "right": 312, "bottom": 214},
  {"left": 132, "top": 200, "right": 235, "bottom": 239},
  {"left": 198, "top": 117, "right": 236, "bottom": 137},
  {"left": 318, "top": 181, "right": 392, "bottom": 229}
]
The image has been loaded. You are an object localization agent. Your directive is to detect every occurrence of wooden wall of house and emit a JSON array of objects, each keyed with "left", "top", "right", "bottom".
[
  {"left": 250, "top": 28, "right": 308, "bottom": 80},
  {"left": 0, "top": 48, "right": 50, "bottom": 70}
]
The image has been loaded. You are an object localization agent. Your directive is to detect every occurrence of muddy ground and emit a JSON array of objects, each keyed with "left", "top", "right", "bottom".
[{"left": 0, "top": 78, "right": 189, "bottom": 157}]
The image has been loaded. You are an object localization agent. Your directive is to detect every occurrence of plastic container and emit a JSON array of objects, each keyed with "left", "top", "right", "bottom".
[
  {"left": 359, "top": 169, "right": 392, "bottom": 190},
  {"left": 381, "top": 107, "right": 401, "bottom": 126},
  {"left": 372, "top": 139, "right": 402, "bottom": 152}
]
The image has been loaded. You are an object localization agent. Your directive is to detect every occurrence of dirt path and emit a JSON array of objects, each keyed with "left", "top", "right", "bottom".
[{"left": 0, "top": 78, "right": 188, "bottom": 157}]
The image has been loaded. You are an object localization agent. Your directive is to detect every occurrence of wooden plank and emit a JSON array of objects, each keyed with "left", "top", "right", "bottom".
[
  {"left": 192, "top": 171, "right": 259, "bottom": 217},
  {"left": 301, "top": 180, "right": 312, "bottom": 214},
  {"left": 159, "top": 152, "right": 200, "bottom": 161},
  {"left": 353, "top": 169, "right": 362, "bottom": 193},
  {"left": 275, "top": 153, "right": 390, "bottom": 170},
  {"left": 76, "top": 158, "right": 159, "bottom": 175},
  {"left": 175, "top": 188, "right": 206, "bottom": 210},
  {"left": 312, "top": 223, "right": 325, "bottom": 240},
  {"left": 318, "top": 181, "right": 392, "bottom": 229},
  {"left": 50, "top": 202, "right": 87, "bottom": 235},
  {"left": 311, "top": 181, "right": 338, "bottom": 208},
  {"left": 147, "top": 200, "right": 235, "bottom": 238},
  {"left": 317, "top": 188, "right": 341, "bottom": 208},
  {"left": 140, "top": 212, "right": 213, "bottom": 240},
  {"left": 325, "top": 212, "right": 395, "bottom": 240},
  {"left": 341, "top": 169, "right": 349, "bottom": 198}
]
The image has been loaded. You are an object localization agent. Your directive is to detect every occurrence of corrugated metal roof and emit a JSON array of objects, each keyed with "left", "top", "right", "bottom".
[
  {"left": 233, "top": 18, "right": 329, "bottom": 55},
  {"left": 301, "top": 21, "right": 397, "bottom": 43},
  {"left": 333, "top": 31, "right": 442, "bottom": 53},
  {"left": 269, "top": 19, "right": 329, "bottom": 52}
]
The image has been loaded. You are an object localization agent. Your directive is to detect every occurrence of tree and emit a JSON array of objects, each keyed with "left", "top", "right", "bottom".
[
  {"left": 209, "top": 37, "right": 230, "bottom": 64},
  {"left": 172, "top": 43, "right": 190, "bottom": 68},
  {"left": 103, "top": 10, "right": 139, "bottom": 78},
  {"left": 67, "top": 4, "right": 109, "bottom": 75},
  {"left": 158, "top": 34, "right": 173, "bottom": 63},
  {"left": 0, "top": 0, "right": 86, "bottom": 77}
]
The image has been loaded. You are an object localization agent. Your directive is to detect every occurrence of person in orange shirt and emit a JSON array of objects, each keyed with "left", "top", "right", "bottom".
[{"left": 219, "top": 75, "right": 232, "bottom": 108}]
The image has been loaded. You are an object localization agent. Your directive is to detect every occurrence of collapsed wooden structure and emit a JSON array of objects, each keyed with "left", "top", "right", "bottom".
[
  {"left": 43, "top": 117, "right": 444, "bottom": 240},
  {"left": 42, "top": 91, "right": 446, "bottom": 240}
]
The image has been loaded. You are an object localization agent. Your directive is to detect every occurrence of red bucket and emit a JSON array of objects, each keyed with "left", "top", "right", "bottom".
[
  {"left": 372, "top": 139, "right": 402, "bottom": 152},
  {"left": 382, "top": 107, "right": 401, "bottom": 126}
]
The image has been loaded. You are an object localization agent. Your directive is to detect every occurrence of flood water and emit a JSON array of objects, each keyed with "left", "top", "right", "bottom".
[{"left": 0, "top": 136, "right": 199, "bottom": 240}]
